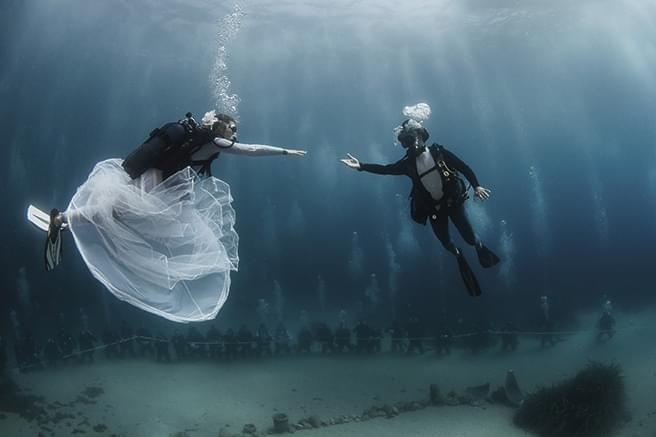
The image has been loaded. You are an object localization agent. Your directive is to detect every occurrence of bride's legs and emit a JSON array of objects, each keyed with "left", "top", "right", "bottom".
[
  {"left": 55, "top": 208, "right": 89, "bottom": 228},
  {"left": 53, "top": 212, "right": 66, "bottom": 227}
]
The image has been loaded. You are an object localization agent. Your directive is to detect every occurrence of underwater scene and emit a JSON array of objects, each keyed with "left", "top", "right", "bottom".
[{"left": 1, "top": 0, "right": 656, "bottom": 436}]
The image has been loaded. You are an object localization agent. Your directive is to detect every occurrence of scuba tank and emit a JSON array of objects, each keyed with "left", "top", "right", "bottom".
[{"left": 122, "top": 113, "right": 209, "bottom": 180}]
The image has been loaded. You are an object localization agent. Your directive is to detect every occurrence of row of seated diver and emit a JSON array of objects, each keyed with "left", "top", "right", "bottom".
[{"left": 1, "top": 299, "right": 617, "bottom": 373}]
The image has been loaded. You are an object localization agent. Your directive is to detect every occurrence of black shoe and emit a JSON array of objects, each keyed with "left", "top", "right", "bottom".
[
  {"left": 456, "top": 250, "right": 482, "bottom": 297},
  {"left": 45, "top": 209, "right": 63, "bottom": 271},
  {"left": 476, "top": 243, "right": 500, "bottom": 268}
]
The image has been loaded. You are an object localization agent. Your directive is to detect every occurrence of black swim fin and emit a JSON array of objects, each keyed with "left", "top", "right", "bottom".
[
  {"left": 476, "top": 243, "right": 500, "bottom": 268},
  {"left": 457, "top": 251, "right": 482, "bottom": 297},
  {"left": 44, "top": 209, "right": 63, "bottom": 272}
]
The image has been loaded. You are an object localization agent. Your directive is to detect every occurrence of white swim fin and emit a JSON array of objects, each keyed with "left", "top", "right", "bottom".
[{"left": 27, "top": 205, "right": 50, "bottom": 232}]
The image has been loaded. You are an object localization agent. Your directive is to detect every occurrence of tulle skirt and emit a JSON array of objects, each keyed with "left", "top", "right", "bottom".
[{"left": 66, "top": 159, "right": 239, "bottom": 323}]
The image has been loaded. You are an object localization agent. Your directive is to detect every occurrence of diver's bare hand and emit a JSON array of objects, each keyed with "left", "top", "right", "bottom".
[
  {"left": 285, "top": 149, "right": 307, "bottom": 156},
  {"left": 340, "top": 153, "right": 360, "bottom": 170},
  {"left": 474, "top": 186, "right": 491, "bottom": 201}
]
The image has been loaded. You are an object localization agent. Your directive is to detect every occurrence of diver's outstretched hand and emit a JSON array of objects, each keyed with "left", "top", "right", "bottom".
[
  {"left": 474, "top": 186, "right": 491, "bottom": 201},
  {"left": 340, "top": 153, "right": 360, "bottom": 170},
  {"left": 285, "top": 149, "right": 307, "bottom": 156}
]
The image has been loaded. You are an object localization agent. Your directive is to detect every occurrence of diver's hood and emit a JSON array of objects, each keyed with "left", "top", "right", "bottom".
[{"left": 397, "top": 120, "right": 430, "bottom": 147}]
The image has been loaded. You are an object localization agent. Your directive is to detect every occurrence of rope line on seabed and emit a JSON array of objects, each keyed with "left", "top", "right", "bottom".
[
  {"left": 8, "top": 336, "right": 139, "bottom": 374},
  {"left": 141, "top": 322, "right": 645, "bottom": 345},
  {"left": 6, "top": 323, "right": 647, "bottom": 374}
]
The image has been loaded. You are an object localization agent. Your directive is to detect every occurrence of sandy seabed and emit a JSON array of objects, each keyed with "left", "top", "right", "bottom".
[{"left": 1, "top": 309, "right": 656, "bottom": 437}]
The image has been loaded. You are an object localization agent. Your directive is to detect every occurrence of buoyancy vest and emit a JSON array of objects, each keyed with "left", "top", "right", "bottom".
[
  {"left": 122, "top": 114, "right": 219, "bottom": 180},
  {"left": 409, "top": 144, "right": 469, "bottom": 224}
]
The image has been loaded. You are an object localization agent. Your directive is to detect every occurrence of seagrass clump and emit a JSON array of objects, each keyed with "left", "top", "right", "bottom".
[{"left": 513, "top": 362, "right": 625, "bottom": 437}]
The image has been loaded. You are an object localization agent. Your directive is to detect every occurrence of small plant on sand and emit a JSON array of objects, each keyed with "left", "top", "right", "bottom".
[{"left": 514, "top": 362, "right": 625, "bottom": 437}]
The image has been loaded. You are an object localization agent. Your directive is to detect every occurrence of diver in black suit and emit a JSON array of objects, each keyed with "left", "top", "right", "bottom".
[
  {"left": 0, "top": 336, "right": 8, "bottom": 374},
  {"left": 341, "top": 106, "right": 499, "bottom": 296}
]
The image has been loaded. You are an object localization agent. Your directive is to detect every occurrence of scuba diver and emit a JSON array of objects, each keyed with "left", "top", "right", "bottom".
[
  {"left": 353, "top": 320, "right": 372, "bottom": 354},
  {"left": 406, "top": 316, "right": 425, "bottom": 355},
  {"left": 0, "top": 336, "right": 7, "bottom": 374},
  {"left": 597, "top": 299, "right": 616, "bottom": 343},
  {"left": 341, "top": 103, "right": 499, "bottom": 296},
  {"left": 57, "top": 325, "right": 77, "bottom": 365},
  {"left": 78, "top": 328, "right": 98, "bottom": 364},
  {"left": 101, "top": 328, "right": 120, "bottom": 360},
  {"left": 388, "top": 319, "right": 405, "bottom": 353},
  {"left": 28, "top": 110, "right": 306, "bottom": 323},
  {"left": 43, "top": 337, "right": 61, "bottom": 368},
  {"left": 155, "top": 332, "right": 172, "bottom": 363},
  {"left": 334, "top": 322, "right": 352, "bottom": 353},
  {"left": 119, "top": 320, "right": 136, "bottom": 358},
  {"left": 274, "top": 323, "right": 292, "bottom": 356},
  {"left": 539, "top": 295, "right": 559, "bottom": 348},
  {"left": 135, "top": 324, "right": 154, "bottom": 357},
  {"left": 297, "top": 325, "right": 314, "bottom": 354},
  {"left": 255, "top": 324, "right": 273, "bottom": 358},
  {"left": 171, "top": 329, "right": 187, "bottom": 360},
  {"left": 186, "top": 326, "right": 206, "bottom": 359},
  {"left": 237, "top": 324, "right": 255, "bottom": 358},
  {"left": 500, "top": 321, "right": 519, "bottom": 352},
  {"left": 206, "top": 325, "right": 223, "bottom": 359},
  {"left": 315, "top": 322, "right": 335, "bottom": 354},
  {"left": 223, "top": 328, "right": 238, "bottom": 360},
  {"left": 434, "top": 323, "right": 453, "bottom": 356}
]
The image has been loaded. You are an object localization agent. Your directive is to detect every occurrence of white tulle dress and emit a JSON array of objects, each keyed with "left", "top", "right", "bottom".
[{"left": 65, "top": 138, "right": 287, "bottom": 323}]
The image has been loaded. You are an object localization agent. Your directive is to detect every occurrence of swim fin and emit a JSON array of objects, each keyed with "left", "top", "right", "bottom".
[
  {"left": 476, "top": 243, "right": 500, "bottom": 268},
  {"left": 27, "top": 204, "right": 51, "bottom": 232},
  {"left": 457, "top": 251, "right": 482, "bottom": 297},
  {"left": 44, "top": 208, "right": 63, "bottom": 272}
]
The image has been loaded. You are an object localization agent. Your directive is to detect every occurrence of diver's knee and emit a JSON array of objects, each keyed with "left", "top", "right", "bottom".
[
  {"left": 465, "top": 234, "right": 480, "bottom": 246},
  {"left": 465, "top": 236, "right": 479, "bottom": 246},
  {"left": 441, "top": 241, "right": 459, "bottom": 256}
]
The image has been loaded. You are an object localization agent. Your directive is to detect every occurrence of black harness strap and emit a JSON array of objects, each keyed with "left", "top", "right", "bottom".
[
  {"left": 418, "top": 165, "right": 440, "bottom": 179},
  {"left": 215, "top": 139, "right": 236, "bottom": 149},
  {"left": 190, "top": 153, "right": 220, "bottom": 177},
  {"left": 190, "top": 139, "right": 235, "bottom": 176},
  {"left": 429, "top": 144, "right": 470, "bottom": 207}
]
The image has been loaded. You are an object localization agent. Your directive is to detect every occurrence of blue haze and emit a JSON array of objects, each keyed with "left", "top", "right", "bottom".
[{"left": 1, "top": 0, "right": 655, "bottom": 329}]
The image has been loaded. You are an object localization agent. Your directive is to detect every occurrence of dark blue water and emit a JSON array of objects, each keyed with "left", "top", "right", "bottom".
[{"left": 1, "top": 0, "right": 655, "bottom": 331}]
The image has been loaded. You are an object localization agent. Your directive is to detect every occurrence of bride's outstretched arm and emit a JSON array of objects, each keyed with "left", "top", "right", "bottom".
[{"left": 213, "top": 138, "right": 306, "bottom": 157}]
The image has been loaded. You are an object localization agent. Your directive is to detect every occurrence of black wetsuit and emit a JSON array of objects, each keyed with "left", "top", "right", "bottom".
[
  {"left": 255, "top": 326, "right": 272, "bottom": 357},
  {"left": 359, "top": 144, "right": 480, "bottom": 255},
  {"left": 334, "top": 324, "right": 351, "bottom": 353},
  {"left": 0, "top": 337, "right": 7, "bottom": 373},
  {"left": 44, "top": 338, "right": 61, "bottom": 367},
  {"left": 206, "top": 326, "right": 222, "bottom": 359},
  {"left": 102, "top": 330, "right": 120, "bottom": 359},
  {"left": 155, "top": 334, "right": 171, "bottom": 362},
  {"left": 597, "top": 313, "right": 616, "bottom": 342},
  {"left": 120, "top": 324, "right": 136, "bottom": 358},
  {"left": 274, "top": 325, "right": 291, "bottom": 356},
  {"left": 57, "top": 330, "right": 76, "bottom": 364},
  {"left": 78, "top": 330, "right": 97, "bottom": 363},
  {"left": 297, "top": 327, "right": 313, "bottom": 354},
  {"left": 171, "top": 331, "right": 187, "bottom": 360},
  {"left": 136, "top": 327, "right": 155, "bottom": 357}
]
